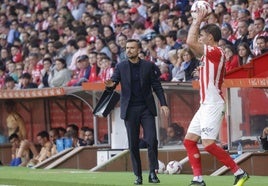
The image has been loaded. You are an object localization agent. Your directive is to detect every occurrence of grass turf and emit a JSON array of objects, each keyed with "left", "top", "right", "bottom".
[{"left": 0, "top": 166, "right": 265, "bottom": 186}]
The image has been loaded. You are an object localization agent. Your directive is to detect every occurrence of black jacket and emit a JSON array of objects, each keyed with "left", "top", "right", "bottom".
[{"left": 111, "top": 59, "right": 167, "bottom": 119}]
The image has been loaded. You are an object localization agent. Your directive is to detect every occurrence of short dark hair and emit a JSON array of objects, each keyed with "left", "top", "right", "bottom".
[
  {"left": 37, "top": 131, "right": 49, "bottom": 139},
  {"left": 200, "top": 24, "right": 222, "bottom": 42},
  {"left": 126, "top": 39, "right": 142, "bottom": 49}
]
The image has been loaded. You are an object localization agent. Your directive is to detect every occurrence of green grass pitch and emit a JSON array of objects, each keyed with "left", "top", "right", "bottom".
[{"left": 0, "top": 167, "right": 266, "bottom": 186}]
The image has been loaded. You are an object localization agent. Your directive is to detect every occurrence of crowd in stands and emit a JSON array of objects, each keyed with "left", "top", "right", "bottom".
[
  {"left": 0, "top": 0, "right": 267, "bottom": 90},
  {"left": 8, "top": 123, "right": 95, "bottom": 167}
]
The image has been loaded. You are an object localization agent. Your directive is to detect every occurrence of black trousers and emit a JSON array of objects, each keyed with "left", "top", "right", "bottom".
[{"left": 124, "top": 105, "right": 158, "bottom": 177}]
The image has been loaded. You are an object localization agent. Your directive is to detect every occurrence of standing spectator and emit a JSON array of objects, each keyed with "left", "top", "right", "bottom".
[
  {"left": 184, "top": 8, "right": 249, "bottom": 186},
  {"left": 64, "top": 39, "right": 78, "bottom": 69},
  {"left": 105, "top": 39, "right": 169, "bottom": 185},
  {"left": 49, "top": 58, "right": 71, "bottom": 87}
]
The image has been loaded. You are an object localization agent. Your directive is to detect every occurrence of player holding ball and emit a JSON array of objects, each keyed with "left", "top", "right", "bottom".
[{"left": 183, "top": 1, "right": 250, "bottom": 186}]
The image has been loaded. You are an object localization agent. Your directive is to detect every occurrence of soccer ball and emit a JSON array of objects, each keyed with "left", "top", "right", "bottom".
[
  {"left": 190, "top": 0, "right": 212, "bottom": 19},
  {"left": 166, "top": 161, "right": 182, "bottom": 174},
  {"left": 157, "top": 160, "right": 166, "bottom": 174}
]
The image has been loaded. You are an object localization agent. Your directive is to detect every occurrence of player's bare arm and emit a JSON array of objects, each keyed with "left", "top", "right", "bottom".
[{"left": 186, "top": 8, "right": 207, "bottom": 57}]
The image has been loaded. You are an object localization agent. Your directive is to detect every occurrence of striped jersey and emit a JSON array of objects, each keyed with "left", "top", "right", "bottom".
[{"left": 199, "top": 45, "right": 225, "bottom": 104}]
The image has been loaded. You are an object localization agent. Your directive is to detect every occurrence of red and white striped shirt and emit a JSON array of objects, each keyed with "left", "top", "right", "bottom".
[{"left": 199, "top": 45, "right": 225, "bottom": 104}]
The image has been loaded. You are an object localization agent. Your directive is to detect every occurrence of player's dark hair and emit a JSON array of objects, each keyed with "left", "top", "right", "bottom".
[{"left": 200, "top": 24, "right": 222, "bottom": 42}]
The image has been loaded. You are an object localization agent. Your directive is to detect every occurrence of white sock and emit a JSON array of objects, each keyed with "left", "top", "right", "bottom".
[
  {"left": 234, "top": 168, "right": 244, "bottom": 176},
  {"left": 193, "top": 176, "right": 203, "bottom": 182}
]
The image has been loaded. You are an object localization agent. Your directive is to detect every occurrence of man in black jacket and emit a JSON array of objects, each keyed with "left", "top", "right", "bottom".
[{"left": 105, "top": 39, "right": 169, "bottom": 185}]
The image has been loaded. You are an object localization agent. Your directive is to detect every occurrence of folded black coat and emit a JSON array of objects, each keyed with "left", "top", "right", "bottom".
[{"left": 93, "top": 89, "right": 120, "bottom": 117}]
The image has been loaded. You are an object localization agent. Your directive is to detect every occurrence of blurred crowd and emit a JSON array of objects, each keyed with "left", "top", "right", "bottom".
[{"left": 0, "top": 0, "right": 267, "bottom": 90}]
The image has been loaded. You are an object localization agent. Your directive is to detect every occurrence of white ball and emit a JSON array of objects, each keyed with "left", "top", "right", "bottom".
[
  {"left": 166, "top": 160, "right": 182, "bottom": 174},
  {"left": 157, "top": 160, "right": 166, "bottom": 174},
  {"left": 191, "top": 0, "right": 212, "bottom": 19}
]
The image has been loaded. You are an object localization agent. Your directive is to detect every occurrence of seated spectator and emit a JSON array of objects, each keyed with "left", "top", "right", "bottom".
[
  {"left": 9, "top": 133, "right": 38, "bottom": 166},
  {"left": 68, "top": 55, "right": 91, "bottom": 86},
  {"left": 255, "top": 36, "right": 268, "bottom": 56},
  {"left": 170, "top": 49, "right": 185, "bottom": 82},
  {"left": 180, "top": 48, "right": 199, "bottom": 81},
  {"left": 7, "top": 62, "right": 18, "bottom": 83},
  {"left": 38, "top": 58, "right": 53, "bottom": 88},
  {"left": 166, "top": 123, "right": 185, "bottom": 145},
  {"left": 159, "top": 64, "right": 170, "bottom": 82},
  {"left": 27, "top": 131, "right": 52, "bottom": 167},
  {"left": 237, "top": 42, "right": 253, "bottom": 66},
  {"left": 224, "top": 44, "right": 239, "bottom": 73},
  {"left": 49, "top": 58, "right": 71, "bottom": 87},
  {"left": 19, "top": 72, "right": 38, "bottom": 89},
  {"left": 4, "top": 76, "right": 19, "bottom": 90},
  {"left": 260, "top": 127, "right": 268, "bottom": 151},
  {"left": 0, "top": 65, "right": 7, "bottom": 89},
  {"left": 97, "top": 55, "right": 114, "bottom": 82}
]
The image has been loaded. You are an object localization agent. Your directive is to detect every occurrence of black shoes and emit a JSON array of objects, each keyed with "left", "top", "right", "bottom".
[
  {"left": 134, "top": 176, "right": 143, "bottom": 185},
  {"left": 148, "top": 172, "right": 160, "bottom": 183}
]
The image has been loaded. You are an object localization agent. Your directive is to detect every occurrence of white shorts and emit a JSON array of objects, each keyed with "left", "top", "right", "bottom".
[{"left": 187, "top": 103, "right": 225, "bottom": 140}]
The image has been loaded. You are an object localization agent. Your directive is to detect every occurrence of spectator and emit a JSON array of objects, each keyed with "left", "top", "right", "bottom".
[
  {"left": 27, "top": 131, "right": 52, "bottom": 167},
  {"left": 87, "top": 51, "right": 99, "bottom": 82},
  {"left": 234, "top": 20, "right": 251, "bottom": 48},
  {"left": 19, "top": 72, "right": 38, "bottom": 89},
  {"left": 9, "top": 133, "right": 38, "bottom": 166},
  {"left": 97, "top": 55, "right": 114, "bottom": 82},
  {"left": 255, "top": 36, "right": 268, "bottom": 56},
  {"left": 221, "top": 22, "right": 237, "bottom": 44},
  {"left": 260, "top": 127, "right": 268, "bottom": 151},
  {"left": 68, "top": 54, "right": 91, "bottom": 86},
  {"left": 38, "top": 58, "right": 53, "bottom": 88},
  {"left": 224, "top": 44, "right": 239, "bottom": 72},
  {"left": 166, "top": 123, "right": 185, "bottom": 145},
  {"left": 49, "top": 58, "right": 71, "bottom": 87},
  {"left": 69, "top": 36, "right": 88, "bottom": 71},
  {"left": 252, "top": 17, "right": 268, "bottom": 55},
  {"left": 0, "top": 65, "right": 6, "bottom": 89},
  {"left": 149, "top": 34, "right": 170, "bottom": 66},
  {"left": 166, "top": 30, "right": 182, "bottom": 50},
  {"left": 116, "top": 33, "right": 128, "bottom": 62},
  {"left": 57, "top": 127, "right": 66, "bottom": 138},
  {"left": 129, "top": 7, "right": 146, "bottom": 25},
  {"left": 180, "top": 48, "right": 199, "bottom": 81},
  {"left": 170, "top": 49, "right": 185, "bottom": 82},
  {"left": 159, "top": 64, "right": 170, "bottom": 82},
  {"left": 4, "top": 76, "right": 19, "bottom": 90},
  {"left": 94, "top": 37, "right": 112, "bottom": 59},
  {"left": 237, "top": 42, "right": 253, "bottom": 66}
]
